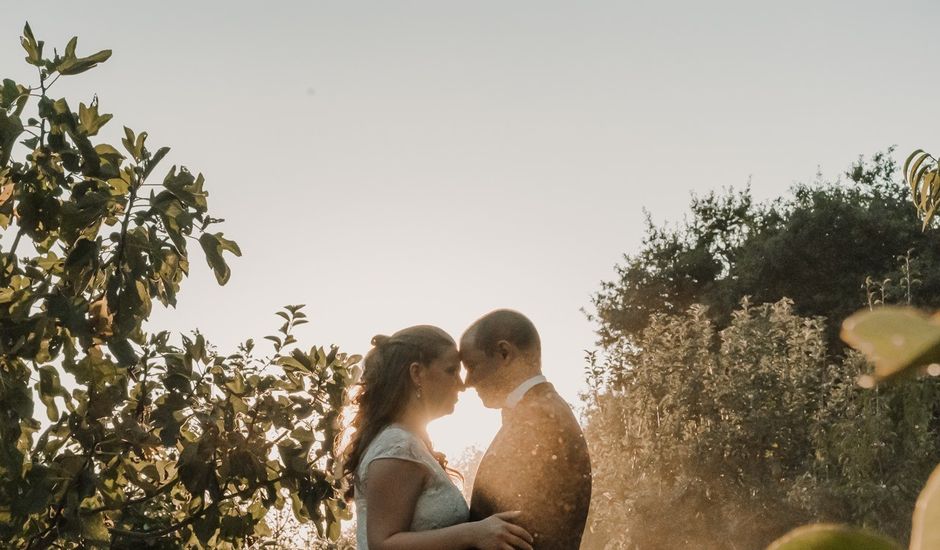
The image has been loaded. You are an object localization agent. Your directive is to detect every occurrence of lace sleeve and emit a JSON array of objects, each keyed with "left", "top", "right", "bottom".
[{"left": 359, "top": 427, "right": 432, "bottom": 484}]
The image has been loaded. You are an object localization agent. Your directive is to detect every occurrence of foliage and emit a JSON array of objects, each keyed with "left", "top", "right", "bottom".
[
  {"left": 590, "top": 150, "right": 940, "bottom": 354},
  {"left": 0, "top": 24, "right": 357, "bottom": 548},
  {"left": 740, "top": 150, "right": 940, "bottom": 550},
  {"left": 251, "top": 502, "right": 356, "bottom": 550},
  {"left": 765, "top": 524, "right": 901, "bottom": 550},
  {"left": 904, "top": 149, "right": 940, "bottom": 230},
  {"left": 581, "top": 300, "right": 940, "bottom": 549}
]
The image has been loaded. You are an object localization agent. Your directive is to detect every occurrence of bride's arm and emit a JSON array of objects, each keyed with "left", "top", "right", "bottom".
[{"left": 366, "top": 458, "right": 532, "bottom": 550}]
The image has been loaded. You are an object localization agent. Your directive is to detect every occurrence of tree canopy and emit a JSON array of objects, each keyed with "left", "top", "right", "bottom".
[
  {"left": 590, "top": 150, "right": 940, "bottom": 354},
  {"left": 0, "top": 24, "right": 357, "bottom": 548}
]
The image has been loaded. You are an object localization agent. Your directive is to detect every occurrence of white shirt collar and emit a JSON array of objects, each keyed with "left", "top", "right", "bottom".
[{"left": 504, "top": 375, "right": 547, "bottom": 408}]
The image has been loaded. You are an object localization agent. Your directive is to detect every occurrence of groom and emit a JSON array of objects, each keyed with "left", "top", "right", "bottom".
[{"left": 460, "top": 309, "right": 592, "bottom": 550}]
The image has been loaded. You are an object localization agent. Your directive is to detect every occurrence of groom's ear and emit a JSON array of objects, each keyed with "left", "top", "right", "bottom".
[{"left": 496, "top": 340, "right": 513, "bottom": 363}]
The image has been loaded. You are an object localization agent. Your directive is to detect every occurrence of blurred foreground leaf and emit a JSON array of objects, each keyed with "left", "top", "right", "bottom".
[
  {"left": 841, "top": 307, "right": 940, "bottom": 383},
  {"left": 911, "top": 464, "right": 940, "bottom": 550},
  {"left": 766, "top": 524, "right": 901, "bottom": 550}
]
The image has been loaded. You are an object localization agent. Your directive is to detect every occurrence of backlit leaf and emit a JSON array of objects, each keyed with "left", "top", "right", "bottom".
[
  {"left": 911, "top": 464, "right": 940, "bottom": 550},
  {"left": 766, "top": 524, "right": 901, "bottom": 550},
  {"left": 841, "top": 307, "right": 940, "bottom": 383}
]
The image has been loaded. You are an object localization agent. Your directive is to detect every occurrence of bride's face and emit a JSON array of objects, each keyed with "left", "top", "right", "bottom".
[{"left": 418, "top": 345, "right": 464, "bottom": 418}]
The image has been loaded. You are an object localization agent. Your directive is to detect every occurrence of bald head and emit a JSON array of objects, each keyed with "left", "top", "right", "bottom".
[{"left": 462, "top": 309, "right": 541, "bottom": 357}]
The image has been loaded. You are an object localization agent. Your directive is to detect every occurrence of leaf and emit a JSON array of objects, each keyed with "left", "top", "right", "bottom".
[
  {"left": 841, "top": 307, "right": 940, "bottom": 383},
  {"left": 179, "top": 442, "right": 211, "bottom": 496},
  {"left": 766, "top": 524, "right": 901, "bottom": 550},
  {"left": 143, "top": 146, "right": 170, "bottom": 179},
  {"left": 911, "top": 464, "right": 940, "bottom": 550},
  {"left": 21, "top": 23, "right": 44, "bottom": 66},
  {"left": 909, "top": 158, "right": 928, "bottom": 197},
  {"left": 64, "top": 36, "right": 77, "bottom": 59},
  {"left": 122, "top": 126, "right": 136, "bottom": 158},
  {"left": 37, "top": 365, "right": 66, "bottom": 422},
  {"left": 107, "top": 337, "right": 137, "bottom": 367},
  {"left": 193, "top": 505, "right": 220, "bottom": 546},
  {"left": 134, "top": 130, "right": 147, "bottom": 159},
  {"left": 328, "top": 519, "right": 341, "bottom": 541},
  {"left": 93, "top": 143, "right": 123, "bottom": 158},
  {"left": 904, "top": 149, "right": 940, "bottom": 228},
  {"left": 152, "top": 191, "right": 192, "bottom": 254},
  {"left": 163, "top": 166, "right": 208, "bottom": 211},
  {"left": 62, "top": 238, "right": 99, "bottom": 293},
  {"left": 1, "top": 79, "right": 23, "bottom": 110},
  {"left": 0, "top": 112, "right": 24, "bottom": 167},
  {"left": 56, "top": 49, "right": 112, "bottom": 76},
  {"left": 199, "top": 232, "right": 240, "bottom": 285},
  {"left": 0, "top": 181, "right": 12, "bottom": 207},
  {"left": 78, "top": 101, "right": 113, "bottom": 136}
]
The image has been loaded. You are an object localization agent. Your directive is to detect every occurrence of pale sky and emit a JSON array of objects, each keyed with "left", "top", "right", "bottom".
[{"left": 4, "top": 1, "right": 939, "bottom": 457}]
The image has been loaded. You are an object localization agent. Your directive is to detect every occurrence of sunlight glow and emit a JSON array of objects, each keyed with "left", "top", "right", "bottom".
[{"left": 428, "top": 390, "right": 500, "bottom": 459}]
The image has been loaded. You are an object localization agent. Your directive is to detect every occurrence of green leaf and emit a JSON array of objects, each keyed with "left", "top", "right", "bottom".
[
  {"left": 199, "top": 232, "right": 240, "bottom": 285},
  {"left": 64, "top": 36, "right": 77, "bottom": 59},
  {"left": 163, "top": 166, "right": 208, "bottom": 211},
  {"left": 4, "top": 376, "right": 34, "bottom": 419},
  {"left": 328, "top": 519, "right": 341, "bottom": 541},
  {"left": 37, "top": 365, "right": 66, "bottom": 421},
  {"left": 911, "top": 464, "right": 940, "bottom": 550},
  {"left": 107, "top": 337, "right": 137, "bottom": 367},
  {"left": 143, "top": 146, "right": 170, "bottom": 179},
  {"left": 1, "top": 79, "right": 24, "bottom": 110},
  {"left": 841, "top": 307, "right": 940, "bottom": 383},
  {"left": 179, "top": 442, "right": 211, "bottom": 496},
  {"left": 193, "top": 506, "right": 220, "bottom": 547},
  {"left": 56, "top": 49, "right": 112, "bottom": 76},
  {"left": 0, "top": 112, "right": 24, "bottom": 167},
  {"left": 122, "top": 126, "right": 136, "bottom": 158},
  {"left": 78, "top": 101, "right": 113, "bottom": 136},
  {"left": 94, "top": 143, "right": 122, "bottom": 158},
  {"left": 21, "top": 23, "right": 44, "bottom": 66},
  {"left": 63, "top": 237, "right": 99, "bottom": 292},
  {"left": 152, "top": 191, "right": 192, "bottom": 254},
  {"left": 766, "top": 524, "right": 902, "bottom": 550}
]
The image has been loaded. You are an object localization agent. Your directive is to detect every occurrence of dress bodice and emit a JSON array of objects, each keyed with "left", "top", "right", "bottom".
[{"left": 354, "top": 425, "right": 469, "bottom": 549}]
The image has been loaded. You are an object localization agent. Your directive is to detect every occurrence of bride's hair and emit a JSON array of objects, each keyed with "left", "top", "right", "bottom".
[{"left": 342, "top": 325, "right": 456, "bottom": 499}]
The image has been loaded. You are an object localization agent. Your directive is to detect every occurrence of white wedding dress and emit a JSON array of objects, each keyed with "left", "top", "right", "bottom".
[{"left": 354, "top": 424, "right": 470, "bottom": 549}]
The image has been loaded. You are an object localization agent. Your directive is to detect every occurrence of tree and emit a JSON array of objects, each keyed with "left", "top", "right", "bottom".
[
  {"left": 590, "top": 150, "right": 940, "bottom": 354},
  {"left": 583, "top": 150, "right": 940, "bottom": 549},
  {"left": 581, "top": 300, "right": 940, "bottom": 549},
  {"left": 0, "top": 24, "right": 357, "bottom": 548},
  {"left": 760, "top": 150, "right": 940, "bottom": 549}
]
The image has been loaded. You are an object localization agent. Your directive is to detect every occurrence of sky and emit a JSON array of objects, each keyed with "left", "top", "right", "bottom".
[{"left": 3, "top": 0, "right": 940, "bottom": 458}]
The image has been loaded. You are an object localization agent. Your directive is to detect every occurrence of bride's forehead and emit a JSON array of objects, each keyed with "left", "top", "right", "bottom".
[{"left": 434, "top": 345, "right": 460, "bottom": 363}]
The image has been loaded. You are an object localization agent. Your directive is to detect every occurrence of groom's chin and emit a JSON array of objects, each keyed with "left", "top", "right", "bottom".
[{"left": 475, "top": 392, "right": 500, "bottom": 409}]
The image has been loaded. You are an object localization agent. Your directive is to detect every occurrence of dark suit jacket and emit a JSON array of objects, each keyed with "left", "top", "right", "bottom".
[{"left": 470, "top": 382, "right": 592, "bottom": 550}]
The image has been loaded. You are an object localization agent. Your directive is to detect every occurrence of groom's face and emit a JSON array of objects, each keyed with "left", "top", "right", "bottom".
[{"left": 459, "top": 337, "right": 505, "bottom": 409}]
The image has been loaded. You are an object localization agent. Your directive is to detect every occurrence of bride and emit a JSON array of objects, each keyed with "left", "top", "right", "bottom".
[{"left": 343, "top": 325, "right": 534, "bottom": 550}]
